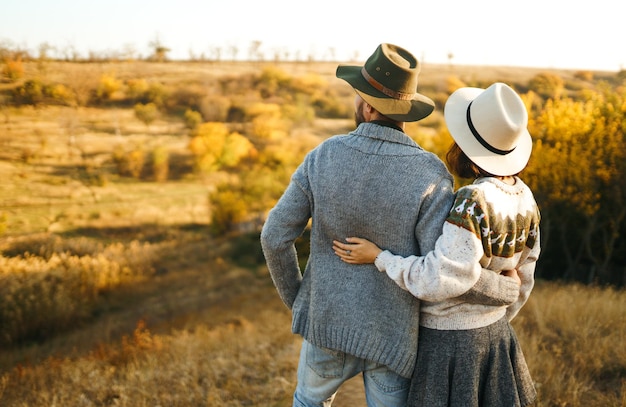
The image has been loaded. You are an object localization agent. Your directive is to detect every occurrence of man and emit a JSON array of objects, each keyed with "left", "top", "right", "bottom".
[{"left": 260, "top": 43, "right": 520, "bottom": 407}]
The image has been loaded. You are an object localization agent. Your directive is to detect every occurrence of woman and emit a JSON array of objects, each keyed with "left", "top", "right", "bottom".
[{"left": 333, "top": 82, "right": 539, "bottom": 406}]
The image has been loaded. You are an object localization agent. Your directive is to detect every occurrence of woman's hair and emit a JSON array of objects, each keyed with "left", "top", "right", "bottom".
[{"left": 445, "top": 142, "right": 495, "bottom": 179}]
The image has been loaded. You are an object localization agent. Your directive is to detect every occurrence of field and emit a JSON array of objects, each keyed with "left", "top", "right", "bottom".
[{"left": 0, "top": 60, "right": 625, "bottom": 406}]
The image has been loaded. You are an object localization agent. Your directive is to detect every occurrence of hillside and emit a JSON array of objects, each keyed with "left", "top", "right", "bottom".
[{"left": 0, "top": 60, "right": 624, "bottom": 406}]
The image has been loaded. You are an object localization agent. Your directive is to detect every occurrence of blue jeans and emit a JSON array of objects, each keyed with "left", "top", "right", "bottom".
[{"left": 293, "top": 339, "right": 410, "bottom": 407}]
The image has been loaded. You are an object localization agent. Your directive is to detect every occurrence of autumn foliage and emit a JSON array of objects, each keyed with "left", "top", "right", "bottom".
[{"left": 523, "top": 84, "right": 626, "bottom": 284}]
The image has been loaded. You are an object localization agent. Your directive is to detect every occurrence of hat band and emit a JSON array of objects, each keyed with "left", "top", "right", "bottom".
[
  {"left": 466, "top": 101, "right": 515, "bottom": 156},
  {"left": 361, "top": 67, "right": 416, "bottom": 101}
]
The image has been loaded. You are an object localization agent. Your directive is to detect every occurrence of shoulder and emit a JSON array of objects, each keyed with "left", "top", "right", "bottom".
[
  {"left": 421, "top": 148, "right": 451, "bottom": 173},
  {"left": 296, "top": 135, "right": 344, "bottom": 169},
  {"left": 449, "top": 186, "right": 487, "bottom": 216},
  {"left": 453, "top": 184, "right": 484, "bottom": 202}
]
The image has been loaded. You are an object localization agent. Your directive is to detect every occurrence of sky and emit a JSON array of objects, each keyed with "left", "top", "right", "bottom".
[{"left": 1, "top": 0, "right": 623, "bottom": 72}]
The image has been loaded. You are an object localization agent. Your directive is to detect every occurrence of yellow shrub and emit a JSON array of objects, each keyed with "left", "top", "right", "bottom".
[
  {"left": 0, "top": 238, "right": 157, "bottom": 345},
  {"left": 1, "top": 57, "right": 24, "bottom": 82},
  {"left": 96, "top": 73, "right": 123, "bottom": 100}
]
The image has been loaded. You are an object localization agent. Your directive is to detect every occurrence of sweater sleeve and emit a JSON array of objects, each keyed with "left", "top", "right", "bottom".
[
  {"left": 506, "top": 227, "right": 540, "bottom": 320},
  {"left": 414, "top": 175, "right": 455, "bottom": 254},
  {"left": 260, "top": 169, "right": 312, "bottom": 309},
  {"left": 375, "top": 222, "right": 484, "bottom": 302}
]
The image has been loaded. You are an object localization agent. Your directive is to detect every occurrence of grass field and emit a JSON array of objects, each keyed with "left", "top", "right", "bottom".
[
  {"left": 0, "top": 243, "right": 623, "bottom": 406},
  {"left": 0, "top": 60, "right": 624, "bottom": 406}
]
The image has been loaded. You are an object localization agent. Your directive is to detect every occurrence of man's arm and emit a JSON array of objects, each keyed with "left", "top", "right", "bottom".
[{"left": 260, "top": 177, "right": 311, "bottom": 309}]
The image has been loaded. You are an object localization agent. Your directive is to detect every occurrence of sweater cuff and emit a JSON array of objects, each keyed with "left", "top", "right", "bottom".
[{"left": 374, "top": 250, "right": 394, "bottom": 272}]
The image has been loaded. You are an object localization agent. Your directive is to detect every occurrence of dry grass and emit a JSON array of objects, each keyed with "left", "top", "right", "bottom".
[
  {"left": 0, "top": 233, "right": 301, "bottom": 406},
  {"left": 0, "top": 280, "right": 300, "bottom": 406},
  {"left": 0, "top": 270, "right": 623, "bottom": 406},
  {"left": 515, "top": 282, "right": 626, "bottom": 406},
  {"left": 0, "top": 104, "right": 205, "bottom": 234}
]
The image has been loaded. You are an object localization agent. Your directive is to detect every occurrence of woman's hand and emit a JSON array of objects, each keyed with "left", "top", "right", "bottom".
[
  {"left": 333, "top": 237, "right": 383, "bottom": 264},
  {"left": 501, "top": 268, "right": 521, "bottom": 287}
]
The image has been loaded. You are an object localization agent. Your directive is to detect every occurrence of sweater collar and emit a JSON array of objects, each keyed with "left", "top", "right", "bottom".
[
  {"left": 352, "top": 122, "right": 419, "bottom": 148},
  {"left": 369, "top": 120, "right": 404, "bottom": 132},
  {"left": 473, "top": 176, "right": 527, "bottom": 194}
]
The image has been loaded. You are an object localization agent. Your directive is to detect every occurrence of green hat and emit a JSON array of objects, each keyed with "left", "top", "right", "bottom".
[{"left": 336, "top": 43, "right": 435, "bottom": 122}]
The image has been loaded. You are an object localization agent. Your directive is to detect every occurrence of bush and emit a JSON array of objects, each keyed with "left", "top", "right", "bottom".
[
  {"left": 44, "top": 83, "right": 75, "bottom": 105},
  {"left": 257, "top": 65, "right": 292, "bottom": 98},
  {"left": 124, "top": 79, "right": 168, "bottom": 106},
  {"left": 528, "top": 72, "right": 565, "bottom": 99},
  {"left": 96, "top": 73, "right": 123, "bottom": 101},
  {"left": 145, "top": 82, "right": 167, "bottom": 107},
  {"left": 199, "top": 94, "right": 230, "bottom": 122},
  {"left": 209, "top": 187, "right": 248, "bottom": 235},
  {"left": 164, "top": 85, "right": 206, "bottom": 114},
  {"left": 126, "top": 78, "right": 150, "bottom": 102},
  {"left": 0, "top": 212, "right": 6, "bottom": 236},
  {"left": 1, "top": 56, "right": 24, "bottom": 82},
  {"left": 183, "top": 109, "right": 202, "bottom": 129},
  {"left": 0, "top": 235, "right": 158, "bottom": 345},
  {"left": 113, "top": 144, "right": 146, "bottom": 179},
  {"left": 13, "top": 79, "right": 44, "bottom": 105},
  {"left": 311, "top": 91, "right": 351, "bottom": 118},
  {"left": 574, "top": 70, "right": 594, "bottom": 81},
  {"left": 150, "top": 145, "right": 169, "bottom": 182},
  {"left": 134, "top": 102, "right": 159, "bottom": 128}
]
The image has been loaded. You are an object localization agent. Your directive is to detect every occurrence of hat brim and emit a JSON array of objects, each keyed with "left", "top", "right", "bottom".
[
  {"left": 336, "top": 65, "right": 435, "bottom": 122},
  {"left": 444, "top": 87, "right": 532, "bottom": 176}
]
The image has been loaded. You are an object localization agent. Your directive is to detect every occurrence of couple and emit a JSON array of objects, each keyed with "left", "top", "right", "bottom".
[{"left": 260, "top": 43, "right": 539, "bottom": 407}]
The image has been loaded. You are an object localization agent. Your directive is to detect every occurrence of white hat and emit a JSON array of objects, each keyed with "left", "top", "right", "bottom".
[{"left": 444, "top": 82, "right": 532, "bottom": 176}]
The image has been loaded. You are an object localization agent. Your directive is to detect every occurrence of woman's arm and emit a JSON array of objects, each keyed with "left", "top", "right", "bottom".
[
  {"left": 506, "top": 233, "right": 540, "bottom": 320},
  {"left": 334, "top": 223, "right": 485, "bottom": 301}
]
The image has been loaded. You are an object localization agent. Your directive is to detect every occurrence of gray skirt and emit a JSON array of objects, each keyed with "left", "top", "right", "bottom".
[{"left": 408, "top": 317, "right": 536, "bottom": 407}]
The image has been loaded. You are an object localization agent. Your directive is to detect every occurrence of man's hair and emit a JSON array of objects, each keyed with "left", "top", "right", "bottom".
[{"left": 445, "top": 142, "right": 495, "bottom": 179}]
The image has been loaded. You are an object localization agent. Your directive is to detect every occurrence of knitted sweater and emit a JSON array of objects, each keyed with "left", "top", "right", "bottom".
[
  {"left": 261, "top": 123, "right": 519, "bottom": 377},
  {"left": 375, "top": 176, "right": 541, "bottom": 330}
]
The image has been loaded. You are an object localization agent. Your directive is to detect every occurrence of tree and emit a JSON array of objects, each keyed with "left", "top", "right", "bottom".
[
  {"left": 523, "top": 87, "right": 626, "bottom": 284},
  {"left": 188, "top": 122, "right": 256, "bottom": 174},
  {"left": 38, "top": 42, "right": 55, "bottom": 62},
  {"left": 228, "top": 44, "right": 238, "bottom": 61},
  {"left": 148, "top": 36, "right": 170, "bottom": 62},
  {"left": 247, "top": 103, "right": 290, "bottom": 141},
  {"left": 248, "top": 41, "right": 262, "bottom": 61}
]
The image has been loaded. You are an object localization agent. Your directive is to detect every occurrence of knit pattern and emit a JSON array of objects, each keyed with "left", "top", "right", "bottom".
[
  {"left": 261, "top": 122, "right": 455, "bottom": 377},
  {"left": 447, "top": 182, "right": 539, "bottom": 258}
]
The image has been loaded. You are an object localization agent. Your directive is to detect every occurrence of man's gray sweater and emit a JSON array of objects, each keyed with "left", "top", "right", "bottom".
[{"left": 260, "top": 122, "right": 516, "bottom": 378}]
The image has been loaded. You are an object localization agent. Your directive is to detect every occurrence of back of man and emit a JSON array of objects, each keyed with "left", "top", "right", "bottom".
[
  {"left": 288, "top": 122, "right": 454, "bottom": 371},
  {"left": 261, "top": 43, "right": 454, "bottom": 406}
]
